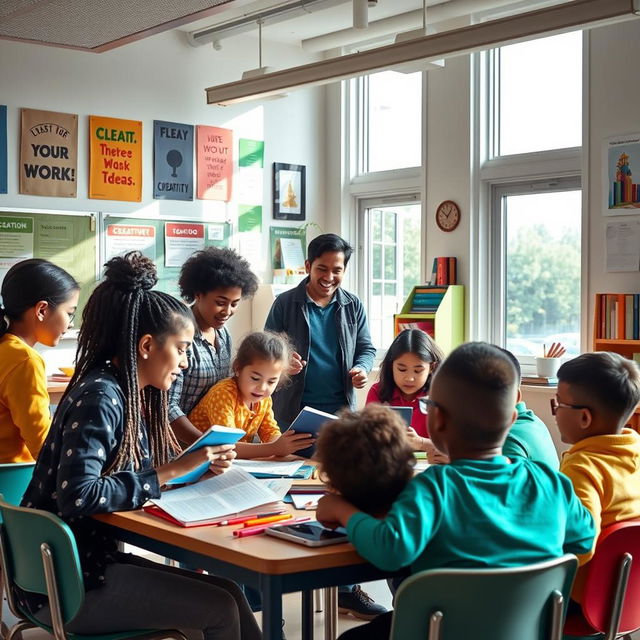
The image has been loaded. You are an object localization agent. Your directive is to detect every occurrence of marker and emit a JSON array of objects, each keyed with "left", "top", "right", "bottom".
[
  {"left": 243, "top": 513, "right": 292, "bottom": 528},
  {"left": 233, "top": 516, "right": 312, "bottom": 538},
  {"left": 217, "top": 510, "right": 286, "bottom": 526}
]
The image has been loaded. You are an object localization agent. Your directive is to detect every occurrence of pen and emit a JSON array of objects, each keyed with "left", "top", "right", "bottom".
[
  {"left": 217, "top": 510, "right": 286, "bottom": 526},
  {"left": 233, "top": 516, "right": 312, "bottom": 538},
  {"left": 243, "top": 513, "right": 292, "bottom": 528}
]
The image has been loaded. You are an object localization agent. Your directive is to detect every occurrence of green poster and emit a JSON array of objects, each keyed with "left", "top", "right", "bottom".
[
  {"left": 0, "top": 216, "right": 34, "bottom": 259},
  {"left": 238, "top": 139, "right": 264, "bottom": 168},
  {"left": 270, "top": 226, "right": 306, "bottom": 270},
  {"left": 238, "top": 205, "right": 262, "bottom": 232}
]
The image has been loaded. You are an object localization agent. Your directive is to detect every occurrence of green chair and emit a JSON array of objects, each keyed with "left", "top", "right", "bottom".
[
  {"left": 390, "top": 554, "right": 578, "bottom": 640},
  {"left": 0, "top": 498, "right": 187, "bottom": 640}
]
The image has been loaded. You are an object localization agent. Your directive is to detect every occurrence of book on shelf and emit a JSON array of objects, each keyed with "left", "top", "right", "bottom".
[
  {"left": 396, "top": 319, "right": 435, "bottom": 335},
  {"left": 151, "top": 467, "right": 291, "bottom": 527},
  {"left": 595, "top": 293, "right": 640, "bottom": 340},
  {"left": 166, "top": 425, "right": 246, "bottom": 486},
  {"left": 521, "top": 375, "right": 558, "bottom": 386}
]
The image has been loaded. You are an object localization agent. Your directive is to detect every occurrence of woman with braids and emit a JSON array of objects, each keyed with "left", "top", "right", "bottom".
[
  {"left": 0, "top": 258, "right": 79, "bottom": 463},
  {"left": 21, "top": 252, "right": 261, "bottom": 640},
  {"left": 169, "top": 247, "right": 259, "bottom": 446}
]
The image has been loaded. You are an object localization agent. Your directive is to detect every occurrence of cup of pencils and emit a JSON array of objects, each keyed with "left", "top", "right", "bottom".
[{"left": 535, "top": 343, "right": 566, "bottom": 378}]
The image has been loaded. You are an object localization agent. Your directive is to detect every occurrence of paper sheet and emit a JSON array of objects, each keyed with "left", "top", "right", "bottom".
[
  {"left": 606, "top": 220, "right": 640, "bottom": 272},
  {"left": 233, "top": 459, "right": 304, "bottom": 476}
]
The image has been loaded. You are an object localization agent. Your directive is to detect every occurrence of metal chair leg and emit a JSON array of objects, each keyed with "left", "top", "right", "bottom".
[{"left": 315, "top": 589, "right": 323, "bottom": 613}]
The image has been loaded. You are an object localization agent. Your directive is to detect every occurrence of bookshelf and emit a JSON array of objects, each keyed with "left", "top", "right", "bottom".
[
  {"left": 593, "top": 293, "right": 640, "bottom": 430},
  {"left": 394, "top": 284, "right": 464, "bottom": 355}
]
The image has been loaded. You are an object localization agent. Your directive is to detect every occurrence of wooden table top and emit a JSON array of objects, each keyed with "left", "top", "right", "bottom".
[{"left": 94, "top": 503, "right": 367, "bottom": 576}]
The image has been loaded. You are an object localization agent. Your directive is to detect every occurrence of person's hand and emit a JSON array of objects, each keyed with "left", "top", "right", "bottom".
[
  {"left": 406, "top": 427, "right": 424, "bottom": 451},
  {"left": 349, "top": 367, "right": 368, "bottom": 389},
  {"left": 269, "top": 430, "right": 315, "bottom": 456},
  {"left": 316, "top": 493, "right": 356, "bottom": 529},
  {"left": 289, "top": 351, "right": 307, "bottom": 376},
  {"left": 156, "top": 444, "right": 236, "bottom": 485}
]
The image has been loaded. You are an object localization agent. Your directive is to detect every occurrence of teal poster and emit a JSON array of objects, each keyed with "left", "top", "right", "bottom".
[
  {"left": 0, "top": 106, "right": 7, "bottom": 194},
  {"left": 153, "top": 120, "right": 193, "bottom": 201}
]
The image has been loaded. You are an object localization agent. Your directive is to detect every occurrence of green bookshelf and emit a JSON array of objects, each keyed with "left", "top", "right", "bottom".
[{"left": 394, "top": 284, "right": 464, "bottom": 354}]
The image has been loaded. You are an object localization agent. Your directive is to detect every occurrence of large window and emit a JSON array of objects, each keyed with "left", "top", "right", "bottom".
[
  {"left": 359, "top": 197, "right": 422, "bottom": 351},
  {"left": 492, "top": 181, "right": 582, "bottom": 358},
  {"left": 359, "top": 70, "right": 422, "bottom": 173},
  {"left": 494, "top": 31, "right": 582, "bottom": 156}
]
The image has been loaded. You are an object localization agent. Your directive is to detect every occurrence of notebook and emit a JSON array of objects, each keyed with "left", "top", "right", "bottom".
[{"left": 166, "top": 424, "right": 246, "bottom": 485}]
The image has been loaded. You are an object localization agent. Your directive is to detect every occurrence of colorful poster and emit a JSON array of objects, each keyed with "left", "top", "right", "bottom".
[
  {"left": 239, "top": 139, "right": 264, "bottom": 168},
  {"left": 196, "top": 125, "right": 233, "bottom": 201},
  {"left": 0, "top": 106, "right": 6, "bottom": 194},
  {"left": 270, "top": 226, "right": 305, "bottom": 270},
  {"left": 89, "top": 115, "right": 142, "bottom": 201},
  {"left": 604, "top": 133, "right": 640, "bottom": 214},
  {"left": 164, "top": 222, "right": 205, "bottom": 267},
  {"left": 0, "top": 216, "right": 34, "bottom": 261},
  {"left": 238, "top": 205, "right": 262, "bottom": 233},
  {"left": 237, "top": 138, "right": 264, "bottom": 205},
  {"left": 19, "top": 108, "right": 78, "bottom": 197},
  {"left": 153, "top": 120, "right": 193, "bottom": 201},
  {"left": 105, "top": 223, "right": 156, "bottom": 261}
]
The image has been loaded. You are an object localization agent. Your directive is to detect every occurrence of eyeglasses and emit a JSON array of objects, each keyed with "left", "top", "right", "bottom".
[
  {"left": 549, "top": 398, "right": 591, "bottom": 416},
  {"left": 418, "top": 397, "right": 443, "bottom": 415}
]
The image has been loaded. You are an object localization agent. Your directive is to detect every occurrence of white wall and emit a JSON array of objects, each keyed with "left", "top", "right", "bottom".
[{"left": 0, "top": 29, "right": 327, "bottom": 361}]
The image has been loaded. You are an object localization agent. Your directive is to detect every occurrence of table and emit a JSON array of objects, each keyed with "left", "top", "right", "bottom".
[
  {"left": 94, "top": 504, "right": 394, "bottom": 640},
  {"left": 47, "top": 380, "right": 68, "bottom": 405}
]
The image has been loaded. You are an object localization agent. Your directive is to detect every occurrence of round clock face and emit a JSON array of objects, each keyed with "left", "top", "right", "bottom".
[{"left": 436, "top": 200, "right": 460, "bottom": 232}]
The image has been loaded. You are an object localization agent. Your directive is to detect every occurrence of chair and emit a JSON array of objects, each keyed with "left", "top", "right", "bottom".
[
  {"left": 0, "top": 498, "right": 187, "bottom": 640},
  {"left": 389, "top": 554, "right": 578, "bottom": 640},
  {"left": 564, "top": 519, "right": 640, "bottom": 640}
]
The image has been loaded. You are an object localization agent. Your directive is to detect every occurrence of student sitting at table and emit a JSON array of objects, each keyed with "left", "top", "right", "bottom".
[
  {"left": 316, "top": 342, "right": 596, "bottom": 640},
  {"left": 365, "top": 329, "right": 443, "bottom": 452},
  {"left": 0, "top": 258, "right": 79, "bottom": 463},
  {"left": 189, "top": 331, "right": 314, "bottom": 458},
  {"left": 553, "top": 351, "right": 640, "bottom": 605},
  {"left": 21, "top": 252, "right": 261, "bottom": 640}
]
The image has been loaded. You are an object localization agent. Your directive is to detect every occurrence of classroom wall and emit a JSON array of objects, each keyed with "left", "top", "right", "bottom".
[{"left": 0, "top": 29, "right": 327, "bottom": 363}]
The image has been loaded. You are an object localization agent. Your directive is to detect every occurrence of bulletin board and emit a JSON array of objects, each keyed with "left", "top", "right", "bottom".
[
  {"left": 0, "top": 210, "right": 98, "bottom": 324},
  {"left": 101, "top": 214, "right": 231, "bottom": 299}
]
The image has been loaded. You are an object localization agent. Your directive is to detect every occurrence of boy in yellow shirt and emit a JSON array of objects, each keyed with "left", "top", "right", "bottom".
[{"left": 554, "top": 351, "right": 640, "bottom": 603}]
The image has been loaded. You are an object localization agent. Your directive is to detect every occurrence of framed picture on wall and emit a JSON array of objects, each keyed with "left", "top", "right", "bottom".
[{"left": 273, "top": 162, "right": 306, "bottom": 220}]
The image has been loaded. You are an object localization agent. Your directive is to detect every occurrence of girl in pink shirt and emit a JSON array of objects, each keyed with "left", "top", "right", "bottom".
[{"left": 366, "top": 329, "right": 443, "bottom": 450}]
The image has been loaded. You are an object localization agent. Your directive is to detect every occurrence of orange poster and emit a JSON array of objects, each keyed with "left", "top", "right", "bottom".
[
  {"left": 196, "top": 125, "right": 232, "bottom": 201},
  {"left": 89, "top": 115, "right": 142, "bottom": 201}
]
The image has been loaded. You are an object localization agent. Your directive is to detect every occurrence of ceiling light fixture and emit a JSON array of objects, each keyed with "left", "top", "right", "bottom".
[{"left": 206, "top": 0, "right": 639, "bottom": 106}]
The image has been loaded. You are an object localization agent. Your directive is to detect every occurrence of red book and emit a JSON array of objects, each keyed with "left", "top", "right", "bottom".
[
  {"left": 617, "top": 294, "right": 626, "bottom": 340},
  {"left": 448, "top": 257, "right": 457, "bottom": 285},
  {"left": 436, "top": 257, "right": 449, "bottom": 285}
]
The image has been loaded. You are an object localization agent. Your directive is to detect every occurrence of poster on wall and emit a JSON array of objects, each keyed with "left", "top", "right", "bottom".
[
  {"left": 236, "top": 138, "right": 264, "bottom": 204},
  {"left": 0, "top": 216, "right": 35, "bottom": 282},
  {"left": 0, "top": 106, "right": 7, "bottom": 194},
  {"left": 19, "top": 108, "right": 78, "bottom": 197},
  {"left": 164, "top": 222, "right": 205, "bottom": 267},
  {"left": 89, "top": 115, "right": 142, "bottom": 201},
  {"left": 196, "top": 125, "right": 233, "bottom": 201},
  {"left": 269, "top": 226, "right": 305, "bottom": 271},
  {"left": 153, "top": 120, "right": 193, "bottom": 201},
  {"left": 603, "top": 133, "right": 640, "bottom": 214},
  {"left": 105, "top": 223, "right": 156, "bottom": 261}
]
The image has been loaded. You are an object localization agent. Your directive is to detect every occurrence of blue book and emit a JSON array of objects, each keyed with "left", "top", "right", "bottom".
[
  {"left": 250, "top": 464, "right": 315, "bottom": 479},
  {"left": 286, "top": 406, "right": 338, "bottom": 458},
  {"left": 166, "top": 425, "right": 245, "bottom": 485}
]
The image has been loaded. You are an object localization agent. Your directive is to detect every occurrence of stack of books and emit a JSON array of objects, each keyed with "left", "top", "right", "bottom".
[
  {"left": 595, "top": 293, "right": 640, "bottom": 340},
  {"left": 521, "top": 375, "right": 558, "bottom": 386},
  {"left": 429, "top": 257, "right": 457, "bottom": 286},
  {"left": 409, "top": 287, "right": 447, "bottom": 313}
]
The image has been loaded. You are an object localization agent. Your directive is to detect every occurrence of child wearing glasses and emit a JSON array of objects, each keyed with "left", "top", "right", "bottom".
[
  {"left": 316, "top": 342, "right": 595, "bottom": 640},
  {"left": 553, "top": 351, "right": 640, "bottom": 604}
]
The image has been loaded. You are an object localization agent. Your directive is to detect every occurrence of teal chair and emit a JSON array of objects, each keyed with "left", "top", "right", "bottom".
[
  {"left": 0, "top": 498, "right": 187, "bottom": 640},
  {"left": 390, "top": 554, "right": 578, "bottom": 640}
]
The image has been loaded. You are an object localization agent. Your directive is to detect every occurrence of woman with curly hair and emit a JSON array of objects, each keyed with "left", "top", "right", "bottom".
[{"left": 168, "top": 247, "right": 258, "bottom": 446}]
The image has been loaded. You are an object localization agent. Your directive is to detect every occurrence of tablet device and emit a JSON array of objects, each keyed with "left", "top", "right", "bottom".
[
  {"left": 265, "top": 522, "right": 349, "bottom": 547},
  {"left": 389, "top": 406, "right": 413, "bottom": 426}
]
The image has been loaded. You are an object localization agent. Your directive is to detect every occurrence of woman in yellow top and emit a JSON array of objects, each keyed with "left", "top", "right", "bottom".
[
  {"left": 189, "top": 331, "right": 314, "bottom": 458},
  {"left": 0, "top": 259, "right": 79, "bottom": 463}
]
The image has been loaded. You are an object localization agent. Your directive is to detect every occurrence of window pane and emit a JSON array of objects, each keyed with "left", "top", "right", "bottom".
[
  {"left": 366, "top": 71, "right": 422, "bottom": 172},
  {"left": 505, "top": 190, "right": 581, "bottom": 358},
  {"left": 364, "top": 202, "right": 422, "bottom": 351},
  {"left": 498, "top": 31, "right": 582, "bottom": 156},
  {"left": 372, "top": 209, "right": 382, "bottom": 242}
]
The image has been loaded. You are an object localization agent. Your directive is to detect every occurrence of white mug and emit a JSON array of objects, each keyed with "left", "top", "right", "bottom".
[{"left": 535, "top": 356, "right": 561, "bottom": 378}]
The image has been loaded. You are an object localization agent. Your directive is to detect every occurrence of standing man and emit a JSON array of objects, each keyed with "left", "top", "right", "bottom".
[{"left": 265, "top": 233, "right": 386, "bottom": 621}]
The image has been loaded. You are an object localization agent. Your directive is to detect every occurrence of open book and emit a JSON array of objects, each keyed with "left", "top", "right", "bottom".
[
  {"left": 167, "top": 425, "right": 246, "bottom": 485},
  {"left": 152, "top": 466, "right": 292, "bottom": 526}
]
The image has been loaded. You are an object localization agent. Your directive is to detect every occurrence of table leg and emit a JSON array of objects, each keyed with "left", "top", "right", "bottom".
[
  {"left": 262, "top": 575, "right": 284, "bottom": 640},
  {"left": 323, "top": 586, "right": 338, "bottom": 640},
  {"left": 301, "top": 590, "right": 314, "bottom": 640}
]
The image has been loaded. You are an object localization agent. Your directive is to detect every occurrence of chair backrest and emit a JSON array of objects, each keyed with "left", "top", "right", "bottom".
[
  {"left": 390, "top": 554, "right": 578, "bottom": 640},
  {"left": 0, "top": 463, "right": 35, "bottom": 507},
  {"left": 581, "top": 519, "right": 640, "bottom": 635},
  {"left": 0, "top": 498, "right": 85, "bottom": 624}
]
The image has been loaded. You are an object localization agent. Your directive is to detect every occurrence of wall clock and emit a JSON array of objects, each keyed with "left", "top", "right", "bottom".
[{"left": 435, "top": 200, "right": 461, "bottom": 232}]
